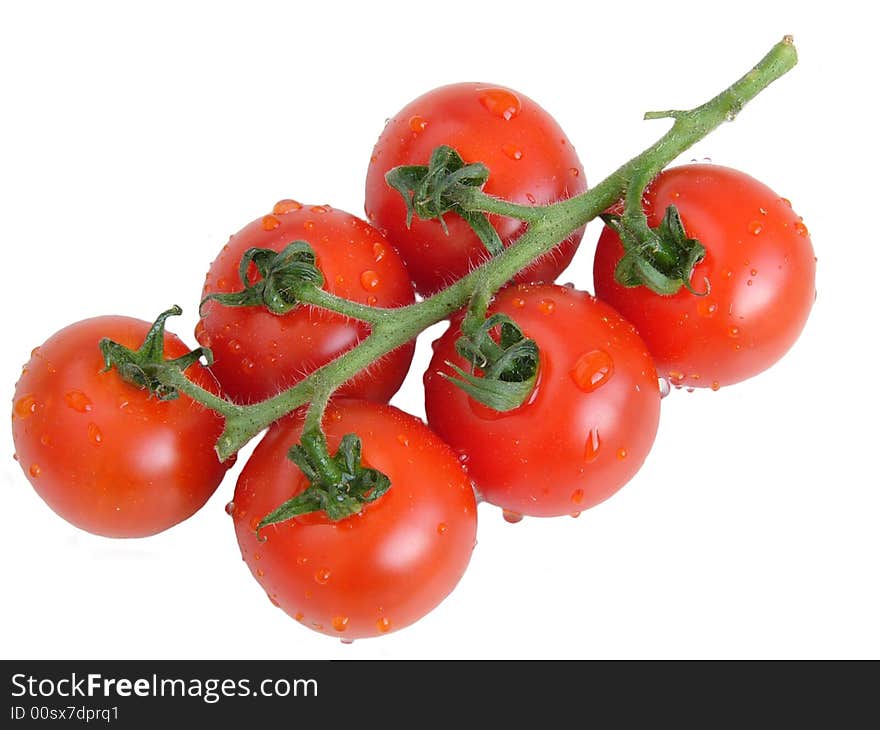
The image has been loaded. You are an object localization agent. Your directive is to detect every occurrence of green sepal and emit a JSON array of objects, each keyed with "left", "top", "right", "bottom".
[
  {"left": 257, "top": 430, "right": 392, "bottom": 529},
  {"left": 200, "top": 241, "right": 324, "bottom": 316},
  {"left": 443, "top": 313, "right": 539, "bottom": 412},
  {"left": 99, "top": 305, "right": 211, "bottom": 401},
  {"left": 603, "top": 205, "right": 708, "bottom": 296},
  {"left": 385, "top": 145, "right": 503, "bottom": 255}
]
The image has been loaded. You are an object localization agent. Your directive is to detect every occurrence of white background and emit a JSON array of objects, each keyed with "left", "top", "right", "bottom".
[{"left": 2, "top": 1, "right": 877, "bottom": 659}]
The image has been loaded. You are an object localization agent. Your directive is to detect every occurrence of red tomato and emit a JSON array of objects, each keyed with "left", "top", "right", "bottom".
[
  {"left": 231, "top": 400, "right": 477, "bottom": 639},
  {"left": 593, "top": 164, "right": 816, "bottom": 389},
  {"left": 197, "top": 202, "right": 415, "bottom": 404},
  {"left": 11, "top": 317, "right": 231, "bottom": 538},
  {"left": 424, "top": 284, "right": 660, "bottom": 518},
  {"left": 365, "top": 83, "right": 587, "bottom": 296}
]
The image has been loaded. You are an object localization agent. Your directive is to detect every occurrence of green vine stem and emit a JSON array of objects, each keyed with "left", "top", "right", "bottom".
[{"left": 155, "top": 36, "right": 797, "bottom": 461}]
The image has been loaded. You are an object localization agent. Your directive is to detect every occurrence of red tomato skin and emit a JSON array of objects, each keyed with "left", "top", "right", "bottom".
[
  {"left": 593, "top": 165, "right": 817, "bottom": 389},
  {"left": 424, "top": 284, "right": 660, "bottom": 517},
  {"left": 365, "top": 82, "right": 587, "bottom": 296},
  {"left": 12, "top": 317, "right": 230, "bottom": 538},
  {"left": 197, "top": 204, "right": 416, "bottom": 405},
  {"left": 232, "top": 400, "right": 477, "bottom": 639}
]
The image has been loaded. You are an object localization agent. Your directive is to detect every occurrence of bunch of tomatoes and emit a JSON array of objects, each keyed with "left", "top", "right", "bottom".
[{"left": 11, "top": 80, "right": 815, "bottom": 641}]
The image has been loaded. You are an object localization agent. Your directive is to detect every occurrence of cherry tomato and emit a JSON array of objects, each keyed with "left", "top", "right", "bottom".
[
  {"left": 197, "top": 202, "right": 415, "bottom": 404},
  {"left": 365, "top": 83, "right": 587, "bottom": 296},
  {"left": 424, "top": 284, "right": 660, "bottom": 518},
  {"left": 593, "top": 164, "right": 816, "bottom": 389},
  {"left": 231, "top": 400, "right": 477, "bottom": 639},
  {"left": 11, "top": 317, "right": 231, "bottom": 538}
]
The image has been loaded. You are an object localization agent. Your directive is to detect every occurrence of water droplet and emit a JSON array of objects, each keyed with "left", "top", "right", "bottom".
[
  {"left": 310, "top": 205, "right": 329, "bottom": 214},
  {"left": 40, "top": 433, "right": 51, "bottom": 446},
  {"left": 658, "top": 378, "right": 671, "bottom": 399},
  {"left": 376, "top": 617, "right": 392, "bottom": 634},
  {"left": 261, "top": 214, "right": 281, "bottom": 231},
  {"left": 728, "top": 326, "right": 741, "bottom": 338},
  {"left": 29, "top": 463, "right": 41, "bottom": 478},
  {"left": 538, "top": 298, "right": 556, "bottom": 315},
  {"left": 249, "top": 515, "right": 261, "bottom": 532},
  {"left": 697, "top": 300, "right": 718, "bottom": 317},
  {"left": 570, "top": 511, "right": 581, "bottom": 519},
  {"left": 409, "top": 115, "right": 428, "bottom": 133},
  {"left": 332, "top": 615, "right": 349, "bottom": 632},
  {"left": 315, "top": 568, "right": 331, "bottom": 584},
  {"left": 750, "top": 268, "right": 758, "bottom": 276},
  {"left": 759, "top": 207, "right": 768, "bottom": 216},
  {"left": 304, "top": 220, "right": 315, "bottom": 231},
  {"left": 584, "top": 429, "right": 601, "bottom": 462},
  {"left": 273, "top": 199, "right": 302, "bottom": 215},
  {"left": 502, "top": 509, "right": 523, "bottom": 524},
  {"left": 511, "top": 297, "right": 525, "bottom": 308},
  {"left": 501, "top": 143, "right": 523, "bottom": 161},
  {"left": 397, "top": 434, "right": 410, "bottom": 447},
  {"left": 225, "top": 501, "right": 235, "bottom": 516},
  {"left": 668, "top": 371, "right": 686, "bottom": 386},
  {"left": 240, "top": 357, "right": 255, "bottom": 373},
  {"left": 794, "top": 220, "right": 809, "bottom": 237},
  {"left": 367, "top": 295, "right": 378, "bottom": 306},
  {"left": 780, "top": 197, "right": 792, "bottom": 208},
  {"left": 360, "top": 270, "right": 380, "bottom": 291},
  {"left": 721, "top": 268, "right": 733, "bottom": 280},
  {"left": 227, "top": 339, "right": 242, "bottom": 353},
  {"left": 294, "top": 612, "right": 305, "bottom": 622},
  {"left": 571, "top": 488, "right": 585, "bottom": 504},
  {"left": 526, "top": 193, "right": 537, "bottom": 204},
  {"left": 372, "top": 241, "right": 386, "bottom": 262},
  {"left": 711, "top": 381, "right": 721, "bottom": 392},
  {"left": 437, "top": 522, "right": 448, "bottom": 535},
  {"left": 616, "top": 448, "right": 628, "bottom": 460},
  {"left": 256, "top": 568, "right": 265, "bottom": 578},
  {"left": 14, "top": 394, "right": 38, "bottom": 418},
  {"left": 748, "top": 221, "right": 763, "bottom": 235},
  {"left": 569, "top": 167, "right": 580, "bottom": 177},
  {"left": 296, "top": 555, "right": 309, "bottom": 566},
  {"left": 64, "top": 390, "right": 92, "bottom": 413},
  {"left": 340, "top": 637, "right": 354, "bottom": 645},
  {"left": 570, "top": 350, "right": 614, "bottom": 392},
  {"left": 268, "top": 594, "right": 280, "bottom": 607},
  {"left": 87, "top": 423, "right": 102, "bottom": 445},
  {"left": 478, "top": 88, "right": 522, "bottom": 120}
]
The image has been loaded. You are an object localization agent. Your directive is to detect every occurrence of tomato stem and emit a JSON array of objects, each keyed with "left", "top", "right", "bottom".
[{"left": 157, "top": 37, "right": 799, "bottom": 461}]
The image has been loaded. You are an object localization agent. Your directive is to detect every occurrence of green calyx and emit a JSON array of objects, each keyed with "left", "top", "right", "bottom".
[
  {"left": 99, "top": 306, "right": 211, "bottom": 400},
  {"left": 442, "top": 312, "right": 539, "bottom": 412},
  {"left": 385, "top": 145, "right": 504, "bottom": 255},
  {"left": 257, "top": 429, "right": 391, "bottom": 529},
  {"left": 200, "top": 241, "right": 324, "bottom": 316},
  {"left": 603, "top": 205, "right": 709, "bottom": 296}
]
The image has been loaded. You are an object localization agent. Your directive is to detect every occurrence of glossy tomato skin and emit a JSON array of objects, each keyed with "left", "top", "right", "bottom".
[
  {"left": 197, "top": 203, "right": 416, "bottom": 404},
  {"left": 232, "top": 400, "right": 477, "bottom": 639},
  {"left": 12, "top": 317, "right": 231, "bottom": 538},
  {"left": 593, "top": 165, "right": 816, "bottom": 389},
  {"left": 365, "top": 83, "right": 587, "bottom": 296},
  {"left": 424, "top": 284, "right": 660, "bottom": 518}
]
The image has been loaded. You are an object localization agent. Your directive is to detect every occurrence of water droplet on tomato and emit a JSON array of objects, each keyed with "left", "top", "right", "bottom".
[
  {"left": 261, "top": 214, "right": 281, "bottom": 231},
  {"left": 478, "top": 88, "right": 522, "bottom": 120},
  {"left": 311, "top": 205, "right": 330, "bottom": 214},
  {"left": 340, "top": 637, "right": 354, "bottom": 645},
  {"left": 225, "top": 501, "right": 235, "bottom": 516},
  {"left": 294, "top": 612, "right": 305, "bottom": 622},
  {"left": 376, "top": 617, "right": 392, "bottom": 634},
  {"left": 240, "top": 357, "right": 255, "bottom": 373},
  {"left": 728, "top": 326, "right": 741, "bottom": 338},
  {"left": 409, "top": 115, "right": 428, "bottom": 133},
  {"left": 437, "top": 522, "right": 448, "bottom": 535},
  {"left": 668, "top": 371, "right": 686, "bottom": 386},
  {"left": 569, "top": 167, "right": 580, "bottom": 177},
  {"left": 526, "top": 193, "right": 537, "bottom": 204},
  {"left": 360, "top": 270, "right": 380, "bottom": 291},
  {"left": 659, "top": 378, "right": 671, "bottom": 399},
  {"left": 332, "top": 615, "right": 349, "bottom": 632},
  {"left": 502, "top": 509, "right": 523, "bottom": 524},
  {"left": 571, "top": 488, "right": 585, "bottom": 505},
  {"left": 584, "top": 429, "right": 601, "bottom": 462},
  {"left": 750, "top": 268, "right": 758, "bottom": 276},
  {"left": 268, "top": 594, "right": 280, "bottom": 608},
  {"left": 256, "top": 569, "right": 264, "bottom": 578},
  {"left": 570, "top": 350, "right": 614, "bottom": 392},
  {"left": 14, "top": 394, "right": 38, "bottom": 418},
  {"left": 315, "top": 568, "right": 331, "bottom": 585},
  {"left": 711, "top": 381, "right": 721, "bottom": 391},
  {"left": 304, "top": 220, "right": 315, "bottom": 231},
  {"left": 570, "top": 511, "right": 582, "bottom": 519},
  {"left": 759, "top": 207, "right": 768, "bottom": 216},
  {"left": 794, "top": 220, "right": 809, "bottom": 236},
  {"left": 748, "top": 221, "right": 763, "bottom": 235},
  {"left": 697, "top": 300, "right": 717, "bottom": 317},
  {"left": 367, "top": 295, "right": 378, "bottom": 306},
  {"left": 397, "top": 433, "right": 410, "bottom": 447},
  {"left": 511, "top": 297, "right": 525, "bottom": 308},
  {"left": 372, "top": 242, "right": 386, "bottom": 262},
  {"left": 501, "top": 143, "right": 523, "bottom": 160},
  {"left": 227, "top": 339, "right": 242, "bottom": 353},
  {"left": 617, "top": 448, "right": 628, "bottom": 460},
  {"left": 538, "top": 298, "right": 556, "bottom": 315},
  {"left": 296, "top": 555, "right": 309, "bottom": 566},
  {"left": 780, "top": 197, "right": 792, "bottom": 208},
  {"left": 64, "top": 390, "right": 92, "bottom": 413},
  {"left": 273, "top": 199, "right": 302, "bottom": 215},
  {"left": 87, "top": 423, "right": 102, "bottom": 445},
  {"left": 40, "top": 433, "right": 51, "bottom": 446},
  {"left": 29, "top": 463, "right": 41, "bottom": 478}
]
